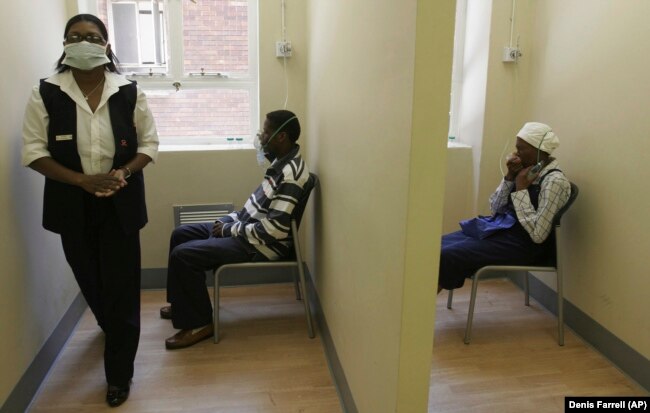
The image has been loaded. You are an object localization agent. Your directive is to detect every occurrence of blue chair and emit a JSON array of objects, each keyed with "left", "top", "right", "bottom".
[
  {"left": 447, "top": 182, "right": 579, "bottom": 346},
  {"left": 212, "top": 173, "right": 318, "bottom": 343}
]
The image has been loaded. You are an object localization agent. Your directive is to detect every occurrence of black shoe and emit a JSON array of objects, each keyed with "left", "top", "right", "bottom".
[
  {"left": 160, "top": 305, "right": 172, "bottom": 320},
  {"left": 106, "top": 382, "right": 130, "bottom": 407}
]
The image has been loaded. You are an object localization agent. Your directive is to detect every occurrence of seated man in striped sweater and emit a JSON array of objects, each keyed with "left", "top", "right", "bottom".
[{"left": 162, "top": 110, "right": 311, "bottom": 349}]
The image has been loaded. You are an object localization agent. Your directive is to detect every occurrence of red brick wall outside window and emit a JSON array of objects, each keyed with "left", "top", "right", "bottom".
[{"left": 97, "top": 0, "right": 252, "bottom": 143}]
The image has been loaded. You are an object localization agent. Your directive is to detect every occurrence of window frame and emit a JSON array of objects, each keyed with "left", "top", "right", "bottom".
[
  {"left": 105, "top": 1, "right": 167, "bottom": 68},
  {"left": 448, "top": 0, "right": 467, "bottom": 144},
  {"left": 81, "top": 0, "right": 260, "bottom": 148}
]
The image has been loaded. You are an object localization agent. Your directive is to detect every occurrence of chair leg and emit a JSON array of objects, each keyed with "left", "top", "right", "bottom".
[
  {"left": 524, "top": 271, "right": 530, "bottom": 306},
  {"left": 464, "top": 275, "right": 481, "bottom": 344},
  {"left": 213, "top": 271, "right": 220, "bottom": 344},
  {"left": 293, "top": 268, "right": 302, "bottom": 301},
  {"left": 557, "top": 269, "right": 564, "bottom": 346},
  {"left": 447, "top": 289, "right": 453, "bottom": 309},
  {"left": 298, "top": 262, "right": 315, "bottom": 338}
]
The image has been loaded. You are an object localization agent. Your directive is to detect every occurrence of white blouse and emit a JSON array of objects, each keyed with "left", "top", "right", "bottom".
[{"left": 22, "top": 70, "right": 159, "bottom": 174}]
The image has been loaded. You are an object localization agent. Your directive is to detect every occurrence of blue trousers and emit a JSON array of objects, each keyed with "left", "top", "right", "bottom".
[
  {"left": 165, "top": 223, "right": 267, "bottom": 329},
  {"left": 60, "top": 196, "right": 140, "bottom": 387},
  {"left": 439, "top": 225, "right": 553, "bottom": 290}
]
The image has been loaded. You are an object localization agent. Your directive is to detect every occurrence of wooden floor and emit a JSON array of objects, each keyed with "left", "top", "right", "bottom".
[
  {"left": 28, "top": 279, "right": 647, "bottom": 413},
  {"left": 429, "top": 278, "right": 648, "bottom": 413},
  {"left": 29, "top": 285, "right": 342, "bottom": 413}
]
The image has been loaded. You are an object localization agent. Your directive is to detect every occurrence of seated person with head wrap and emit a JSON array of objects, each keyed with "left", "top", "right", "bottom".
[{"left": 438, "top": 122, "right": 571, "bottom": 293}]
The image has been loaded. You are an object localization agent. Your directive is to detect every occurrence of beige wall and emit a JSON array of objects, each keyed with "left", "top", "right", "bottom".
[
  {"left": 140, "top": 150, "right": 263, "bottom": 267},
  {"left": 0, "top": 0, "right": 74, "bottom": 406},
  {"left": 397, "top": 3, "right": 455, "bottom": 409},
  {"left": 259, "top": 0, "right": 307, "bottom": 119},
  {"left": 458, "top": 0, "right": 650, "bottom": 359},
  {"left": 305, "top": 1, "right": 454, "bottom": 411},
  {"left": 442, "top": 144, "right": 474, "bottom": 232},
  {"left": 523, "top": 0, "right": 650, "bottom": 357}
]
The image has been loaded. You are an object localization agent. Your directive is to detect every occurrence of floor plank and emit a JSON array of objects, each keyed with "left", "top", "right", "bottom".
[
  {"left": 29, "top": 285, "right": 342, "bottom": 413},
  {"left": 429, "top": 278, "right": 648, "bottom": 413},
  {"left": 27, "top": 278, "right": 647, "bottom": 413}
]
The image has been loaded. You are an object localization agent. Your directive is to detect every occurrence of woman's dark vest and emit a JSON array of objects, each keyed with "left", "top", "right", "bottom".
[
  {"left": 460, "top": 169, "right": 563, "bottom": 241},
  {"left": 506, "top": 169, "right": 562, "bottom": 214},
  {"left": 39, "top": 78, "right": 147, "bottom": 234},
  {"left": 508, "top": 169, "right": 563, "bottom": 262}
]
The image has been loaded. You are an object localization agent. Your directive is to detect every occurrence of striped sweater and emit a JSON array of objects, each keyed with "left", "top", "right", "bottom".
[{"left": 219, "top": 145, "right": 310, "bottom": 260}]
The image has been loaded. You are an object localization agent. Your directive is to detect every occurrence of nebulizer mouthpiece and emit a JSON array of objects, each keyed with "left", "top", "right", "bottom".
[
  {"left": 254, "top": 116, "right": 297, "bottom": 167},
  {"left": 254, "top": 132, "right": 267, "bottom": 166}
]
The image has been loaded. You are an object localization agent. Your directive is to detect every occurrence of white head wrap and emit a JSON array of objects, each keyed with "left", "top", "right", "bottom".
[{"left": 517, "top": 122, "right": 560, "bottom": 154}]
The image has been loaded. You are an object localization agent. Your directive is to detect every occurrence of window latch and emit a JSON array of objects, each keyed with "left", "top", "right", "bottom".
[
  {"left": 188, "top": 68, "right": 229, "bottom": 78},
  {"left": 128, "top": 68, "right": 166, "bottom": 77}
]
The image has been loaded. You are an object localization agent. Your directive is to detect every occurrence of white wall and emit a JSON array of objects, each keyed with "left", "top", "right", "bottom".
[
  {"left": 305, "top": 1, "right": 455, "bottom": 411},
  {"left": 456, "top": 0, "right": 492, "bottom": 213},
  {"left": 0, "top": 0, "right": 76, "bottom": 406}
]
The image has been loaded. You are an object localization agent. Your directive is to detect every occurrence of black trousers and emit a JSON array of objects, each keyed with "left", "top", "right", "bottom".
[
  {"left": 60, "top": 195, "right": 140, "bottom": 387},
  {"left": 166, "top": 223, "right": 267, "bottom": 330}
]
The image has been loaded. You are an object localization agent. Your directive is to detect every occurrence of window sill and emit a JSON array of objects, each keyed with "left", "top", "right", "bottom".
[
  {"left": 447, "top": 141, "right": 472, "bottom": 149},
  {"left": 159, "top": 143, "right": 254, "bottom": 152}
]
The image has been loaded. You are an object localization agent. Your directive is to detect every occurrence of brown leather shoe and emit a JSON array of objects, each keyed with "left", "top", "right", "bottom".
[
  {"left": 160, "top": 305, "right": 172, "bottom": 320},
  {"left": 165, "top": 324, "right": 214, "bottom": 350}
]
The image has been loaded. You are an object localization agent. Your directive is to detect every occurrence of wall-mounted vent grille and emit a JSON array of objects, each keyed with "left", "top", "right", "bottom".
[{"left": 173, "top": 203, "right": 234, "bottom": 227}]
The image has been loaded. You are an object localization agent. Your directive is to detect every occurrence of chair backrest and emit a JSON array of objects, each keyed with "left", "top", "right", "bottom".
[
  {"left": 291, "top": 172, "right": 318, "bottom": 229},
  {"left": 553, "top": 182, "right": 579, "bottom": 227},
  {"left": 543, "top": 181, "right": 578, "bottom": 267}
]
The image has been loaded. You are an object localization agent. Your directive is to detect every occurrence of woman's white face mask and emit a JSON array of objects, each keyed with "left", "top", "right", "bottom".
[{"left": 62, "top": 41, "right": 110, "bottom": 71}]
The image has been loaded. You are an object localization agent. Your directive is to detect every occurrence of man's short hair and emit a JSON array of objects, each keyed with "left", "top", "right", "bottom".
[{"left": 266, "top": 110, "right": 301, "bottom": 142}]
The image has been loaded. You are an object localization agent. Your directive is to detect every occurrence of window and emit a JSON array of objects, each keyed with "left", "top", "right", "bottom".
[
  {"left": 107, "top": 1, "right": 167, "bottom": 72},
  {"left": 94, "top": 0, "right": 259, "bottom": 147},
  {"left": 448, "top": 0, "right": 467, "bottom": 144}
]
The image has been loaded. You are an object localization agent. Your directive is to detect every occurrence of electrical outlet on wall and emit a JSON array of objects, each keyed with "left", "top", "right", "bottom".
[
  {"left": 502, "top": 47, "right": 522, "bottom": 63},
  {"left": 276, "top": 41, "right": 292, "bottom": 58}
]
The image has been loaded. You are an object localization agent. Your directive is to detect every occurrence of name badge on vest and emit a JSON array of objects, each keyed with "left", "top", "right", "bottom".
[{"left": 55, "top": 134, "right": 73, "bottom": 141}]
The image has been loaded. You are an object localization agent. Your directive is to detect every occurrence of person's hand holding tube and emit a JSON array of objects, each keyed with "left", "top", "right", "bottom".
[{"left": 505, "top": 152, "right": 523, "bottom": 181}]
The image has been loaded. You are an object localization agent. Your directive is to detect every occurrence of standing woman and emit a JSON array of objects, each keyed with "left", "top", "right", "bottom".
[{"left": 22, "top": 14, "right": 158, "bottom": 407}]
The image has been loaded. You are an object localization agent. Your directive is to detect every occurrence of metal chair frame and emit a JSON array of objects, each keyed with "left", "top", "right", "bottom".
[
  {"left": 447, "top": 182, "right": 579, "bottom": 346},
  {"left": 212, "top": 173, "right": 317, "bottom": 343}
]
